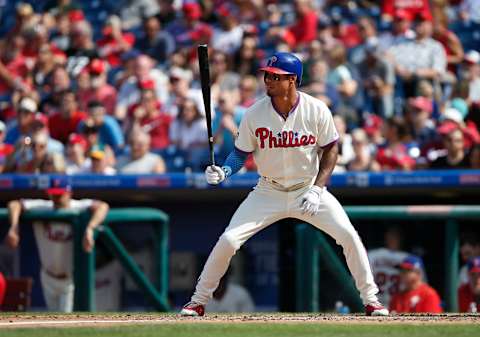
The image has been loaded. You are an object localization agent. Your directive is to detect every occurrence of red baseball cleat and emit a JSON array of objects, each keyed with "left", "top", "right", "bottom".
[
  {"left": 365, "top": 301, "right": 389, "bottom": 316},
  {"left": 180, "top": 301, "right": 205, "bottom": 317}
]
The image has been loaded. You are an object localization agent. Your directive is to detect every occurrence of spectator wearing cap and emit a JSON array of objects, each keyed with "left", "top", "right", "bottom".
[
  {"left": 0, "top": 121, "right": 14, "bottom": 173},
  {"left": 89, "top": 148, "right": 116, "bottom": 175},
  {"left": 65, "top": 133, "right": 89, "bottom": 174},
  {"left": 78, "top": 101, "right": 124, "bottom": 154},
  {"left": 164, "top": 66, "right": 204, "bottom": 118},
  {"left": 66, "top": 20, "right": 98, "bottom": 77},
  {"left": 135, "top": 16, "right": 175, "bottom": 65},
  {"left": 77, "top": 59, "right": 117, "bottom": 115},
  {"left": 389, "top": 255, "right": 443, "bottom": 313},
  {"left": 170, "top": 98, "right": 209, "bottom": 171},
  {"left": 5, "top": 97, "right": 40, "bottom": 144},
  {"left": 429, "top": 127, "right": 470, "bottom": 169},
  {"left": 358, "top": 38, "right": 395, "bottom": 118},
  {"left": 4, "top": 101, "right": 65, "bottom": 157},
  {"left": 97, "top": 15, "right": 135, "bottom": 68},
  {"left": 363, "top": 113, "right": 385, "bottom": 148},
  {"left": 458, "top": 257, "right": 480, "bottom": 312},
  {"left": 381, "top": 0, "right": 431, "bottom": 23},
  {"left": 0, "top": 36, "right": 31, "bottom": 97},
  {"left": 378, "top": 9, "right": 415, "bottom": 51},
  {"left": 376, "top": 117, "right": 416, "bottom": 171},
  {"left": 113, "top": 49, "right": 140, "bottom": 88},
  {"left": 166, "top": 2, "right": 213, "bottom": 50},
  {"left": 406, "top": 96, "right": 436, "bottom": 149},
  {"left": 4, "top": 177, "right": 109, "bottom": 312},
  {"left": 48, "top": 89, "right": 87, "bottom": 144},
  {"left": 388, "top": 12, "right": 447, "bottom": 99},
  {"left": 7, "top": 130, "right": 50, "bottom": 173},
  {"left": 129, "top": 88, "right": 172, "bottom": 151},
  {"left": 116, "top": 54, "right": 169, "bottom": 121},
  {"left": 116, "top": 131, "right": 166, "bottom": 174},
  {"left": 211, "top": 3, "right": 244, "bottom": 55},
  {"left": 458, "top": 50, "right": 480, "bottom": 104},
  {"left": 347, "top": 128, "right": 380, "bottom": 172}
]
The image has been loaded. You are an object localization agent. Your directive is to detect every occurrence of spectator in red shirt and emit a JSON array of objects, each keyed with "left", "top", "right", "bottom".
[
  {"left": 48, "top": 89, "right": 87, "bottom": 144},
  {"left": 268, "top": 0, "right": 318, "bottom": 48},
  {"left": 97, "top": 15, "right": 135, "bottom": 68},
  {"left": 77, "top": 59, "right": 117, "bottom": 115},
  {"left": 280, "top": 0, "right": 318, "bottom": 49},
  {"left": 0, "top": 36, "right": 31, "bottom": 96},
  {"left": 390, "top": 255, "right": 443, "bottom": 313},
  {"left": 130, "top": 88, "right": 172, "bottom": 151},
  {"left": 458, "top": 256, "right": 480, "bottom": 312},
  {"left": 382, "top": 0, "right": 431, "bottom": 23},
  {"left": 376, "top": 117, "right": 416, "bottom": 171}
]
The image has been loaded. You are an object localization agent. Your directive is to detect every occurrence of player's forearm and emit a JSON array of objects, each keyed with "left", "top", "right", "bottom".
[
  {"left": 7, "top": 200, "right": 22, "bottom": 229},
  {"left": 314, "top": 142, "right": 338, "bottom": 188},
  {"left": 87, "top": 202, "right": 109, "bottom": 230},
  {"left": 221, "top": 147, "right": 249, "bottom": 178}
]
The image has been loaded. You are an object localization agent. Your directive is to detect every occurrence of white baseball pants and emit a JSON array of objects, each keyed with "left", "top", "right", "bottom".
[
  {"left": 191, "top": 179, "right": 379, "bottom": 305},
  {"left": 40, "top": 269, "right": 74, "bottom": 312}
]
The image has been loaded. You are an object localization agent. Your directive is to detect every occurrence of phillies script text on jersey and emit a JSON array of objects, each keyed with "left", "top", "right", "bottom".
[{"left": 255, "top": 127, "right": 317, "bottom": 149}]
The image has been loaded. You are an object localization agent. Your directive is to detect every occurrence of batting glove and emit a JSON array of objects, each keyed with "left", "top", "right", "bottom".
[
  {"left": 300, "top": 185, "right": 324, "bottom": 216},
  {"left": 205, "top": 165, "right": 226, "bottom": 185}
]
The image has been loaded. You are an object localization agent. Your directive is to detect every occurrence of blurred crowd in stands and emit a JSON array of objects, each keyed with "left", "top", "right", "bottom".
[{"left": 0, "top": 0, "right": 480, "bottom": 175}]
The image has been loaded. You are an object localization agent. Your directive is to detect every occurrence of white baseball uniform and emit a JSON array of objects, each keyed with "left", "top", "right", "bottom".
[
  {"left": 368, "top": 248, "right": 409, "bottom": 307},
  {"left": 21, "top": 198, "right": 94, "bottom": 312},
  {"left": 191, "top": 91, "right": 380, "bottom": 306}
]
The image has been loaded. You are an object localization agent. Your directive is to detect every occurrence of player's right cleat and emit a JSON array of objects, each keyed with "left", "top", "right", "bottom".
[
  {"left": 365, "top": 301, "right": 389, "bottom": 316},
  {"left": 180, "top": 301, "right": 205, "bottom": 317}
]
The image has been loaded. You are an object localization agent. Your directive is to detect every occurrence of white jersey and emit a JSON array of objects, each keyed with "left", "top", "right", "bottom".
[
  {"left": 368, "top": 248, "right": 409, "bottom": 307},
  {"left": 21, "top": 199, "right": 94, "bottom": 277},
  {"left": 235, "top": 91, "right": 339, "bottom": 187}
]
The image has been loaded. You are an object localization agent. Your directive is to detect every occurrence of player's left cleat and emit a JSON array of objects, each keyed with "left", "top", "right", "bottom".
[
  {"left": 180, "top": 301, "right": 205, "bottom": 317},
  {"left": 365, "top": 301, "right": 389, "bottom": 316}
]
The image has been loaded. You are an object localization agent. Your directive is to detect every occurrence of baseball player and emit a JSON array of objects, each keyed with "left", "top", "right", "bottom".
[
  {"left": 4, "top": 177, "right": 109, "bottom": 312},
  {"left": 181, "top": 52, "right": 388, "bottom": 316},
  {"left": 368, "top": 226, "right": 410, "bottom": 308}
]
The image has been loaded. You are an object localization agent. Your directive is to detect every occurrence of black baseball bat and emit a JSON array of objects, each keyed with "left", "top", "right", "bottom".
[{"left": 197, "top": 44, "right": 215, "bottom": 166}]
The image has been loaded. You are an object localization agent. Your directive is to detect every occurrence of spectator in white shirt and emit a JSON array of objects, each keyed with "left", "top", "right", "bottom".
[{"left": 169, "top": 98, "right": 209, "bottom": 171}]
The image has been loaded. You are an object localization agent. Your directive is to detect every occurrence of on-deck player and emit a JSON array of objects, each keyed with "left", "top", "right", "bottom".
[
  {"left": 4, "top": 177, "right": 109, "bottom": 312},
  {"left": 181, "top": 52, "right": 388, "bottom": 316}
]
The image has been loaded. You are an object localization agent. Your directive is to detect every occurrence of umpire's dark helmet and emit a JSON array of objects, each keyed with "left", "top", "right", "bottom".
[{"left": 260, "top": 52, "right": 303, "bottom": 85}]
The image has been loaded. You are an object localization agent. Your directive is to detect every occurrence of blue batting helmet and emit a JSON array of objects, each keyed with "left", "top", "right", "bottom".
[{"left": 260, "top": 52, "right": 303, "bottom": 85}]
